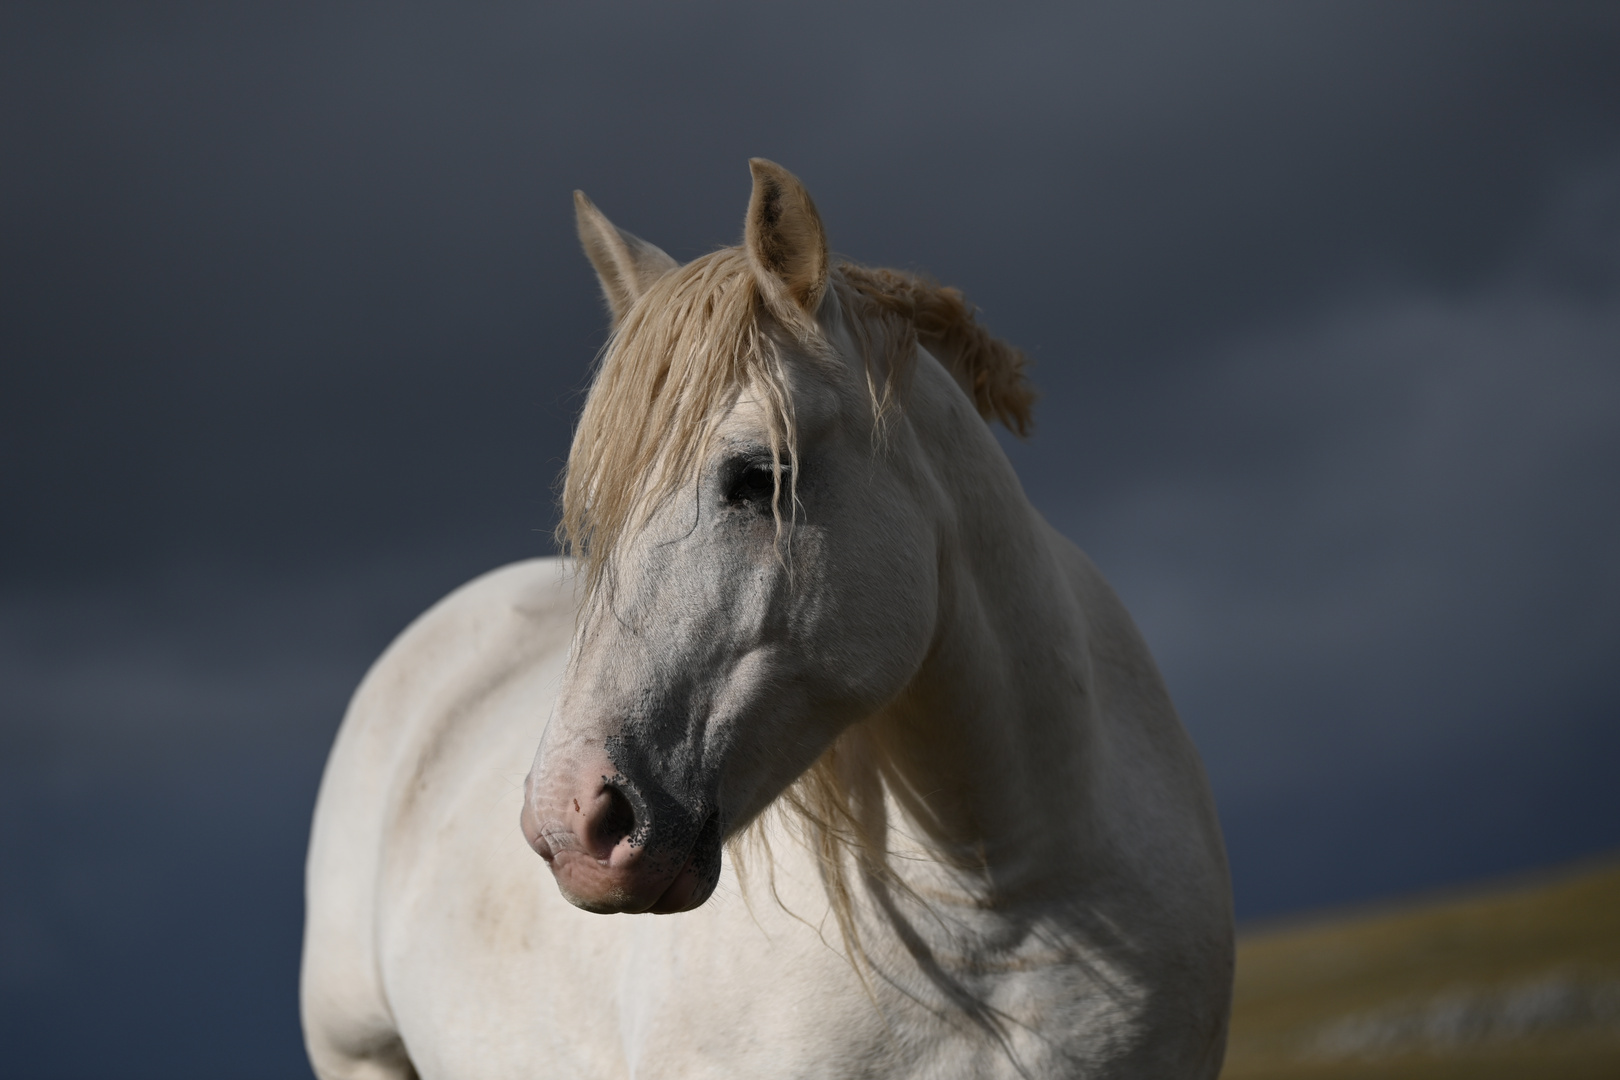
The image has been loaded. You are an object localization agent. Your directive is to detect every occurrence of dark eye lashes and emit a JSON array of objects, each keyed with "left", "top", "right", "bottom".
[{"left": 725, "top": 460, "right": 790, "bottom": 509}]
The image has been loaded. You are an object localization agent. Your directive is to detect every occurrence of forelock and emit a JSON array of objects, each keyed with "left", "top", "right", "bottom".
[
  {"left": 558, "top": 247, "right": 796, "bottom": 598},
  {"left": 557, "top": 254, "right": 1031, "bottom": 606}
]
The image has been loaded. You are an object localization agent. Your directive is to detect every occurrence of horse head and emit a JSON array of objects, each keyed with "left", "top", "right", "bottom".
[{"left": 521, "top": 161, "right": 962, "bottom": 914}]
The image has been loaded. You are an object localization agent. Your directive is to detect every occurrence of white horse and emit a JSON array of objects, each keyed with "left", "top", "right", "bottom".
[{"left": 301, "top": 160, "right": 1233, "bottom": 1079}]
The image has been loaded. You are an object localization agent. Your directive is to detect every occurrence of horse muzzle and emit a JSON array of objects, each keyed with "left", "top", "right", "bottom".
[{"left": 521, "top": 764, "right": 722, "bottom": 914}]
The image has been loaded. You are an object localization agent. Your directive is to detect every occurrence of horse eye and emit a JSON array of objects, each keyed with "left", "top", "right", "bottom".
[{"left": 724, "top": 460, "right": 785, "bottom": 511}]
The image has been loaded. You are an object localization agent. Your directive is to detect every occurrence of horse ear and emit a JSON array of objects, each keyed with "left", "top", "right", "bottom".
[
  {"left": 574, "top": 190, "right": 679, "bottom": 326},
  {"left": 744, "top": 159, "right": 828, "bottom": 321}
]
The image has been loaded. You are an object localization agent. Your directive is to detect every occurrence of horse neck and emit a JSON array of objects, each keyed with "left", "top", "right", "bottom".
[{"left": 863, "top": 372, "right": 1103, "bottom": 908}]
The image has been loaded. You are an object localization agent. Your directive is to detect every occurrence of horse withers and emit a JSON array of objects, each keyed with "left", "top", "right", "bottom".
[{"left": 301, "top": 160, "right": 1233, "bottom": 1079}]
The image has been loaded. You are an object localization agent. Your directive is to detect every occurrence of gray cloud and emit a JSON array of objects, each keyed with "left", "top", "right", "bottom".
[
  {"left": 7, "top": 2, "right": 1618, "bottom": 577},
  {"left": 1016, "top": 157, "right": 1620, "bottom": 789}
]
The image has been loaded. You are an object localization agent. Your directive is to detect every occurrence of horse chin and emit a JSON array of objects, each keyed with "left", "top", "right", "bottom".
[
  {"left": 646, "top": 842, "right": 720, "bottom": 913},
  {"left": 644, "top": 810, "right": 724, "bottom": 914}
]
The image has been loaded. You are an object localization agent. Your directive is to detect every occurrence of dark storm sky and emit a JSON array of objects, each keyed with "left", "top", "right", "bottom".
[{"left": 3, "top": 4, "right": 1618, "bottom": 1077}]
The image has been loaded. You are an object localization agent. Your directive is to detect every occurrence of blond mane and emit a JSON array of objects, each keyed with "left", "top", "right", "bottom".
[{"left": 558, "top": 247, "right": 1034, "bottom": 964}]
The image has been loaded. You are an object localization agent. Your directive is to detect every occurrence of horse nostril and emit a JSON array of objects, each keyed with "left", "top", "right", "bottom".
[{"left": 593, "top": 782, "right": 637, "bottom": 852}]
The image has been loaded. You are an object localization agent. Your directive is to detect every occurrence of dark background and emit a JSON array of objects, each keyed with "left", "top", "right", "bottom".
[{"left": 3, "top": 3, "right": 1618, "bottom": 1077}]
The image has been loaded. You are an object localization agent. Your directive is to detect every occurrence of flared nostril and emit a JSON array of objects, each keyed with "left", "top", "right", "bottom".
[
  {"left": 580, "top": 782, "right": 638, "bottom": 857},
  {"left": 602, "top": 783, "right": 637, "bottom": 846}
]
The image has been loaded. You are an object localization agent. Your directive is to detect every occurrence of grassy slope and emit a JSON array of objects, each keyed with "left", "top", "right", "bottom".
[{"left": 1222, "top": 855, "right": 1620, "bottom": 1080}]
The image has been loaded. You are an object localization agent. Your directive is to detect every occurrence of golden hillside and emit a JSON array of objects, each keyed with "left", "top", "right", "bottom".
[{"left": 1223, "top": 855, "right": 1620, "bottom": 1080}]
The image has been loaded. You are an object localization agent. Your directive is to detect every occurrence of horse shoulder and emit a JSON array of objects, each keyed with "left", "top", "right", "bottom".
[{"left": 301, "top": 557, "right": 575, "bottom": 1080}]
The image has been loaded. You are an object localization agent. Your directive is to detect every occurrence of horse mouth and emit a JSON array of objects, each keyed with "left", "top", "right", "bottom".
[{"left": 645, "top": 809, "right": 723, "bottom": 914}]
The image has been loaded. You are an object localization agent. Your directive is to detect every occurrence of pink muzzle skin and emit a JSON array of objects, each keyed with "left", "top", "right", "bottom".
[{"left": 521, "top": 770, "right": 719, "bottom": 915}]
